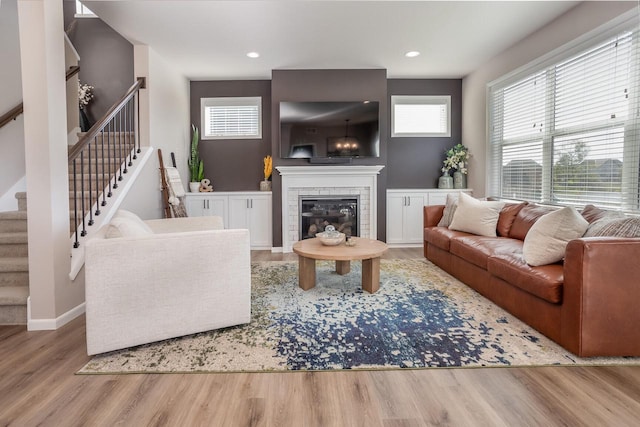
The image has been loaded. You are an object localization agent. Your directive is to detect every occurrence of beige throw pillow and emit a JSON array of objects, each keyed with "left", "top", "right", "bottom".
[
  {"left": 437, "top": 193, "right": 459, "bottom": 227},
  {"left": 523, "top": 206, "right": 588, "bottom": 266},
  {"left": 448, "top": 192, "right": 505, "bottom": 237},
  {"left": 105, "top": 210, "right": 154, "bottom": 238}
]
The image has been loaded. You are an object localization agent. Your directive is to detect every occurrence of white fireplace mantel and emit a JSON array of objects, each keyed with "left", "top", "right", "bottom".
[{"left": 277, "top": 165, "right": 385, "bottom": 252}]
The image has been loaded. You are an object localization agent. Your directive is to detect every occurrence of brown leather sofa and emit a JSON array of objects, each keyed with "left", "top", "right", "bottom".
[{"left": 423, "top": 203, "right": 640, "bottom": 357}]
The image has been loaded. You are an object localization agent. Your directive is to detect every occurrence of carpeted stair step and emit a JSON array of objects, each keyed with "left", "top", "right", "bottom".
[
  {"left": 0, "top": 257, "right": 29, "bottom": 288},
  {"left": 0, "top": 286, "right": 28, "bottom": 325},
  {"left": 0, "top": 211, "right": 28, "bottom": 232},
  {"left": 0, "top": 232, "right": 28, "bottom": 257},
  {"left": 15, "top": 192, "right": 27, "bottom": 211}
]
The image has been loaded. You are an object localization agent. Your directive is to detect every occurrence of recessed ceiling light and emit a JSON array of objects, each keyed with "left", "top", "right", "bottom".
[
  {"left": 247, "top": 52, "right": 260, "bottom": 58},
  {"left": 405, "top": 51, "right": 420, "bottom": 58}
]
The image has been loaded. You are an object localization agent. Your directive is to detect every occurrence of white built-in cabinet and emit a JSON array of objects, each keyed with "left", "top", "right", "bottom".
[
  {"left": 386, "top": 189, "right": 472, "bottom": 246},
  {"left": 184, "top": 191, "right": 272, "bottom": 249}
]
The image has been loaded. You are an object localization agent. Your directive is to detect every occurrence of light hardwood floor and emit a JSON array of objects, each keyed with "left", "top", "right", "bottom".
[{"left": 1, "top": 248, "right": 639, "bottom": 426}]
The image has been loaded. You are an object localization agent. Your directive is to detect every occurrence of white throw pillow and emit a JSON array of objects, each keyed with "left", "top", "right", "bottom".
[
  {"left": 105, "top": 210, "right": 153, "bottom": 238},
  {"left": 448, "top": 192, "right": 505, "bottom": 237},
  {"left": 522, "top": 206, "right": 589, "bottom": 266}
]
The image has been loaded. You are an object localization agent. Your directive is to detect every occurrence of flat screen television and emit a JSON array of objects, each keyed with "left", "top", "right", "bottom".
[{"left": 280, "top": 101, "right": 380, "bottom": 159}]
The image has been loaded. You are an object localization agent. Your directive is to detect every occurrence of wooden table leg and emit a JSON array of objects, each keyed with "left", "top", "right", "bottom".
[
  {"left": 336, "top": 260, "right": 350, "bottom": 275},
  {"left": 298, "top": 256, "right": 316, "bottom": 290},
  {"left": 361, "top": 257, "right": 380, "bottom": 293}
]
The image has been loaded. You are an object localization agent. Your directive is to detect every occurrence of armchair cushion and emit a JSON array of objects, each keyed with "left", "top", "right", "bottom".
[{"left": 105, "top": 210, "right": 153, "bottom": 238}]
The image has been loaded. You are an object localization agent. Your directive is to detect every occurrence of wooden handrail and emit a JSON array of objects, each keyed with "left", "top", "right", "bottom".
[
  {"left": 0, "top": 65, "right": 81, "bottom": 130},
  {"left": 66, "top": 65, "right": 80, "bottom": 80},
  {"left": 68, "top": 77, "right": 145, "bottom": 162},
  {"left": 0, "top": 103, "right": 23, "bottom": 129}
]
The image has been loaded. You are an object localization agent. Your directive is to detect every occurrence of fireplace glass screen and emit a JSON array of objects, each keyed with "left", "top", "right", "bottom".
[{"left": 299, "top": 196, "right": 359, "bottom": 240}]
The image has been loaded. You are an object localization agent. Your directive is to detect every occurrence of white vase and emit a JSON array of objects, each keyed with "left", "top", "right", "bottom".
[
  {"left": 189, "top": 182, "right": 200, "bottom": 192},
  {"left": 259, "top": 180, "right": 272, "bottom": 191}
]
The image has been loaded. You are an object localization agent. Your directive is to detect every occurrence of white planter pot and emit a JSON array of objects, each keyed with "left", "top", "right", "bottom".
[{"left": 189, "top": 182, "right": 200, "bottom": 192}]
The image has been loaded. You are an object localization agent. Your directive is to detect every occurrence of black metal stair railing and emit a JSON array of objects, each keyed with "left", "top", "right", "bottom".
[{"left": 68, "top": 77, "right": 145, "bottom": 248}]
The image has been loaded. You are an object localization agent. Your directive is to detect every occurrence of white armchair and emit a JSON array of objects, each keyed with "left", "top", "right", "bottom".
[{"left": 84, "top": 213, "right": 251, "bottom": 355}]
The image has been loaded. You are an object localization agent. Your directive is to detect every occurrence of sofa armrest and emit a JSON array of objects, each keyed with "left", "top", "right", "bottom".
[
  {"left": 562, "top": 237, "right": 640, "bottom": 356},
  {"left": 144, "top": 216, "right": 224, "bottom": 233},
  {"left": 424, "top": 205, "right": 445, "bottom": 228}
]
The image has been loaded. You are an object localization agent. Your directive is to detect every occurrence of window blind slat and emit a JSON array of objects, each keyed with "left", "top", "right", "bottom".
[{"left": 489, "top": 26, "right": 640, "bottom": 212}]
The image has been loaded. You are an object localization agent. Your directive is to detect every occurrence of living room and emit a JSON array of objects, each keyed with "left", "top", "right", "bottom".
[{"left": 1, "top": 0, "right": 640, "bottom": 424}]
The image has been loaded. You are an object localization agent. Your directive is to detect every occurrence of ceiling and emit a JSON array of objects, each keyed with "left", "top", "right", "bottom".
[{"left": 84, "top": 0, "right": 580, "bottom": 80}]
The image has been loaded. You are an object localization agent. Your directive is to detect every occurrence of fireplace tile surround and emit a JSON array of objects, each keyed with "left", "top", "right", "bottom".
[{"left": 276, "top": 166, "right": 384, "bottom": 252}]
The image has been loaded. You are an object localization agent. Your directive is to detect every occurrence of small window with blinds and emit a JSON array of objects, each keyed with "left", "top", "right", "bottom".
[
  {"left": 391, "top": 95, "right": 451, "bottom": 137},
  {"left": 488, "top": 26, "right": 640, "bottom": 212},
  {"left": 201, "top": 97, "right": 262, "bottom": 140}
]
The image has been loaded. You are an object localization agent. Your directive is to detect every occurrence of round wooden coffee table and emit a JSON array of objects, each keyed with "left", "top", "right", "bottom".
[{"left": 292, "top": 237, "right": 388, "bottom": 293}]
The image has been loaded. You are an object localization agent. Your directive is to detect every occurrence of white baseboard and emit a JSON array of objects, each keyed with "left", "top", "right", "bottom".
[
  {"left": 386, "top": 243, "right": 423, "bottom": 249},
  {"left": 271, "top": 246, "right": 283, "bottom": 253},
  {"left": 27, "top": 297, "right": 86, "bottom": 331}
]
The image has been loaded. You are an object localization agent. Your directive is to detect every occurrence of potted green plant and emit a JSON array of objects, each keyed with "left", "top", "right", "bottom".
[{"left": 188, "top": 125, "right": 204, "bottom": 192}]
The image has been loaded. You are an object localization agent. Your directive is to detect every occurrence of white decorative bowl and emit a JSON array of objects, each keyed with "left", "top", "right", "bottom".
[{"left": 315, "top": 231, "right": 345, "bottom": 246}]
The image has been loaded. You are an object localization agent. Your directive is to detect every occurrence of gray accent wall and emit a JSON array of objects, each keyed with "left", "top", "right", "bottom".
[
  {"left": 189, "top": 80, "right": 272, "bottom": 191},
  {"left": 63, "top": 0, "right": 134, "bottom": 124},
  {"left": 189, "top": 72, "right": 462, "bottom": 248},
  {"left": 387, "top": 79, "right": 462, "bottom": 189},
  {"left": 271, "top": 69, "right": 389, "bottom": 246}
]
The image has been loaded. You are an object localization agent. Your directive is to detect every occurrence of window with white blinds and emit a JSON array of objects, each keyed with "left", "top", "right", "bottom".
[
  {"left": 488, "top": 26, "right": 640, "bottom": 212},
  {"left": 201, "top": 97, "right": 262, "bottom": 140},
  {"left": 391, "top": 95, "right": 451, "bottom": 137}
]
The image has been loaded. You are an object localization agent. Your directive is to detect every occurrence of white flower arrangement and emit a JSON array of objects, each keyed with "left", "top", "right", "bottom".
[
  {"left": 442, "top": 143, "right": 470, "bottom": 175},
  {"left": 78, "top": 82, "right": 94, "bottom": 109}
]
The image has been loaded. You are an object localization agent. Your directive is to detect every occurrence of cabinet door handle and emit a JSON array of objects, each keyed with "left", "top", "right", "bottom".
[
  {"left": 203, "top": 200, "right": 206, "bottom": 209},
  {"left": 207, "top": 200, "right": 210, "bottom": 209}
]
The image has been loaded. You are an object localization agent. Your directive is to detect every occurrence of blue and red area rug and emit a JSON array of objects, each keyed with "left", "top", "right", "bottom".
[{"left": 79, "top": 259, "right": 637, "bottom": 373}]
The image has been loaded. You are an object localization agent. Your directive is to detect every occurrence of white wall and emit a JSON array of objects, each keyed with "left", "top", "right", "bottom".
[
  {"left": 0, "top": 0, "right": 26, "bottom": 211},
  {"left": 462, "top": 1, "right": 636, "bottom": 198},
  {"left": 120, "top": 45, "right": 190, "bottom": 219}
]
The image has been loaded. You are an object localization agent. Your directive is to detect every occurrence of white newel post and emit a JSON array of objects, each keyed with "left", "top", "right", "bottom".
[{"left": 18, "top": 0, "right": 84, "bottom": 329}]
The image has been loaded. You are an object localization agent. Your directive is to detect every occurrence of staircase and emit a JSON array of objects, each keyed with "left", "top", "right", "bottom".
[
  {"left": 0, "top": 78, "right": 144, "bottom": 326},
  {"left": 0, "top": 192, "right": 29, "bottom": 324},
  {"left": 0, "top": 134, "right": 135, "bottom": 325}
]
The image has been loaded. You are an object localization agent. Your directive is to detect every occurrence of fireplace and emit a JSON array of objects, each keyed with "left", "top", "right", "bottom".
[
  {"left": 299, "top": 196, "right": 359, "bottom": 240},
  {"left": 277, "top": 165, "right": 384, "bottom": 252}
]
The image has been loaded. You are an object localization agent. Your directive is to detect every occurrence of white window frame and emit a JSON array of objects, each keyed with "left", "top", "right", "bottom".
[
  {"left": 75, "top": 1, "right": 97, "bottom": 18},
  {"left": 391, "top": 95, "right": 451, "bottom": 138},
  {"left": 200, "top": 97, "right": 262, "bottom": 140},
  {"left": 487, "top": 12, "right": 640, "bottom": 212}
]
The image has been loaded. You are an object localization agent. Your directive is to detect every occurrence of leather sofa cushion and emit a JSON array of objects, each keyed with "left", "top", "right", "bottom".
[
  {"left": 509, "top": 204, "right": 556, "bottom": 241},
  {"left": 450, "top": 236, "right": 523, "bottom": 269},
  {"left": 426, "top": 227, "right": 469, "bottom": 251},
  {"left": 580, "top": 204, "right": 609, "bottom": 223},
  {"left": 488, "top": 254, "right": 563, "bottom": 304},
  {"left": 497, "top": 202, "right": 527, "bottom": 237}
]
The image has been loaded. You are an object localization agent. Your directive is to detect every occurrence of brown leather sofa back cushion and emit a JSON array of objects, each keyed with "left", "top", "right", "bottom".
[
  {"left": 580, "top": 204, "right": 609, "bottom": 223},
  {"left": 497, "top": 202, "right": 528, "bottom": 237},
  {"left": 508, "top": 204, "right": 556, "bottom": 241}
]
